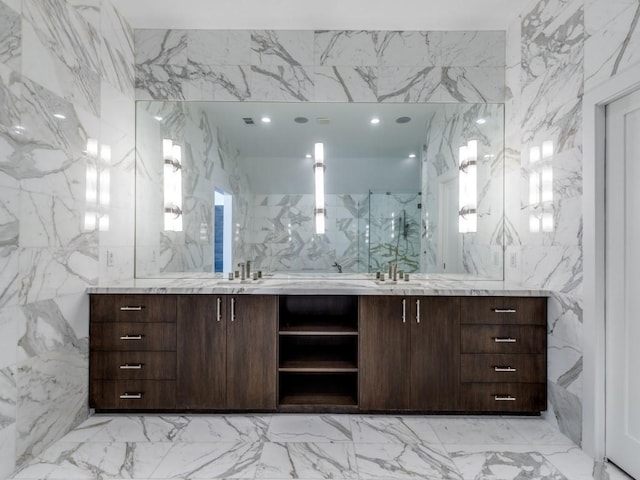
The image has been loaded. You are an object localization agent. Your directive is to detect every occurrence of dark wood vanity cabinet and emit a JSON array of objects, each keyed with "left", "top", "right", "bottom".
[
  {"left": 458, "top": 296, "right": 547, "bottom": 412},
  {"left": 90, "top": 293, "right": 546, "bottom": 414},
  {"left": 89, "top": 294, "right": 178, "bottom": 410},
  {"left": 359, "top": 296, "right": 460, "bottom": 411},
  {"left": 176, "top": 295, "right": 278, "bottom": 411}
]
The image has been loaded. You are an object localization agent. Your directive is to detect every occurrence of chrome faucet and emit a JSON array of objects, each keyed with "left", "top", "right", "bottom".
[{"left": 333, "top": 261, "right": 342, "bottom": 273}]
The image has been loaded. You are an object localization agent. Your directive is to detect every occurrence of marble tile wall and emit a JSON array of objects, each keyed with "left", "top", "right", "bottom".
[
  {"left": 134, "top": 30, "right": 506, "bottom": 103},
  {"left": 135, "top": 101, "right": 251, "bottom": 275},
  {"left": 0, "top": 0, "right": 135, "bottom": 477},
  {"left": 505, "top": 0, "right": 585, "bottom": 445}
]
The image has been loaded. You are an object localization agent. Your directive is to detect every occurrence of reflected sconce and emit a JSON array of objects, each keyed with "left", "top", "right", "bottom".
[
  {"left": 163, "top": 139, "right": 183, "bottom": 232},
  {"left": 313, "top": 142, "right": 326, "bottom": 235},
  {"left": 84, "top": 138, "right": 111, "bottom": 231},
  {"left": 458, "top": 140, "right": 478, "bottom": 233},
  {"left": 528, "top": 141, "right": 554, "bottom": 233}
]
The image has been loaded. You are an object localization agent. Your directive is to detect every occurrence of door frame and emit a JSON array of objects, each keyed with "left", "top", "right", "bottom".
[{"left": 583, "top": 63, "right": 640, "bottom": 460}]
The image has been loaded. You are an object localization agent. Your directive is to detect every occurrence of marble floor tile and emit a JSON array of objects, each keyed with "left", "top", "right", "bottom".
[
  {"left": 56, "top": 416, "right": 112, "bottom": 442},
  {"left": 350, "top": 416, "right": 440, "bottom": 445},
  {"left": 149, "top": 441, "right": 262, "bottom": 479},
  {"left": 91, "top": 415, "right": 189, "bottom": 443},
  {"left": 176, "top": 415, "right": 270, "bottom": 443},
  {"left": 267, "top": 415, "right": 352, "bottom": 443},
  {"left": 355, "top": 442, "right": 462, "bottom": 480},
  {"left": 13, "top": 441, "right": 173, "bottom": 479},
  {"left": 505, "top": 417, "right": 576, "bottom": 446},
  {"left": 256, "top": 442, "right": 358, "bottom": 479},
  {"left": 430, "top": 417, "right": 528, "bottom": 445}
]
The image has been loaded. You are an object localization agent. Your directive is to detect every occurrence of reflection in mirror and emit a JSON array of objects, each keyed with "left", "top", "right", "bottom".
[{"left": 135, "top": 101, "right": 504, "bottom": 279}]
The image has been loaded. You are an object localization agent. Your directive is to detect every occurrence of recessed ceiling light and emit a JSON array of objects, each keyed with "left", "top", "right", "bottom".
[
  {"left": 261, "top": 116, "right": 271, "bottom": 123},
  {"left": 408, "top": 153, "right": 417, "bottom": 159},
  {"left": 370, "top": 117, "right": 381, "bottom": 125},
  {"left": 294, "top": 117, "right": 309, "bottom": 124},
  {"left": 396, "top": 116, "right": 411, "bottom": 124},
  {"left": 153, "top": 116, "right": 163, "bottom": 121},
  {"left": 476, "top": 118, "right": 487, "bottom": 125},
  {"left": 305, "top": 154, "right": 312, "bottom": 159},
  {"left": 53, "top": 113, "right": 66, "bottom": 120}
]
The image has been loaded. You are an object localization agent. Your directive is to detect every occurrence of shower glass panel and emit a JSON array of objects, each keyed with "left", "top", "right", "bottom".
[{"left": 363, "top": 191, "right": 421, "bottom": 273}]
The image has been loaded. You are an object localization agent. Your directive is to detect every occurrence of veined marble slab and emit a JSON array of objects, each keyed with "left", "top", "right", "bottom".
[{"left": 87, "top": 274, "right": 549, "bottom": 296}]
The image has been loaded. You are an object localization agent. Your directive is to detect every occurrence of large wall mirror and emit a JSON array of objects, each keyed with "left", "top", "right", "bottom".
[{"left": 135, "top": 101, "right": 504, "bottom": 279}]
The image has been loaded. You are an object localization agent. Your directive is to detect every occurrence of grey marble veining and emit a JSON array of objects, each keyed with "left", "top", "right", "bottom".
[
  {"left": 0, "top": 1, "right": 20, "bottom": 72},
  {"left": 12, "top": 414, "right": 629, "bottom": 480}
]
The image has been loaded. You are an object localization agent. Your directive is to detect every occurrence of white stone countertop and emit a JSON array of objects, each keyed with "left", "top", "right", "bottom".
[{"left": 87, "top": 273, "right": 549, "bottom": 296}]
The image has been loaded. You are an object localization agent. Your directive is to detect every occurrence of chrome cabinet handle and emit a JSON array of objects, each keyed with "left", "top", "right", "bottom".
[
  {"left": 120, "top": 306, "right": 143, "bottom": 311},
  {"left": 402, "top": 299, "right": 406, "bottom": 323},
  {"left": 416, "top": 299, "right": 420, "bottom": 324},
  {"left": 494, "top": 395, "right": 517, "bottom": 401},
  {"left": 119, "top": 364, "right": 143, "bottom": 370},
  {"left": 494, "top": 366, "right": 517, "bottom": 372},
  {"left": 216, "top": 297, "right": 222, "bottom": 322},
  {"left": 119, "top": 335, "right": 142, "bottom": 340},
  {"left": 119, "top": 393, "right": 142, "bottom": 399},
  {"left": 231, "top": 298, "right": 236, "bottom": 322},
  {"left": 494, "top": 337, "right": 517, "bottom": 343},
  {"left": 493, "top": 308, "right": 516, "bottom": 313}
]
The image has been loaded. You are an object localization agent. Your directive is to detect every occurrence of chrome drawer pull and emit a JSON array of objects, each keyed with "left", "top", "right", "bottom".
[
  {"left": 494, "top": 337, "right": 517, "bottom": 343},
  {"left": 119, "top": 364, "right": 143, "bottom": 370},
  {"left": 120, "top": 306, "right": 143, "bottom": 311},
  {"left": 416, "top": 299, "right": 420, "bottom": 324},
  {"left": 493, "top": 308, "right": 516, "bottom": 313},
  {"left": 494, "top": 395, "right": 517, "bottom": 401},
  {"left": 216, "top": 297, "right": 222, "bottom": 322},
  {"left": 402, "top": 299, "right": 406, "bottom": 323},
  {"left": 231, "top": 298, "right": 236, "bottom": 322},
  {"left": 119, "top": 335, "right": 143, "bottom": 340},
  {"left": 494, "top": 366, "right": 517, "bottom": 372},
  {"left": 119, "top": 393, "right": 142, "bottom": 399}
]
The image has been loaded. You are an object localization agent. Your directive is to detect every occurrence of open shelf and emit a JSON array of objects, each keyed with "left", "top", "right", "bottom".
[{"left": 278, "top": 295, "right": 359, "bottom": 410}]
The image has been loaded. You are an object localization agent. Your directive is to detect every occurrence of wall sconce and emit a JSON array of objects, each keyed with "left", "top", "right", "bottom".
[
  {"left": 458, "top": 140, "right": 478, "bottom": 233},
  {"left": 84, "top": 138, "right": 111, "bottom": 231},
  {"left": 528, "top": 140, "right": 554, "bottom": 233},
  {"left": 163, "top": 139, "right": 183, "bottom": 232},
  {"left": 314, "top": 142, "right": 326, "bottom": 235}
]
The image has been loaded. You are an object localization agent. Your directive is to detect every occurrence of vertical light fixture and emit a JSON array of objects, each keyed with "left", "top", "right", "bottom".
[
  {"left": 84, "top": 138, "right": 99, "bottom": 231},
  {"left": 314, "top": 142, "right": 326, "bottom": 234},
  {"left": 458, "top": 139, "right": 478, "bottom": 233},
  {"left": 528, "top": 141, "right": 554, "bottom": 233},
  {"left": 98, "top": 145, "right": 111, "bottom": 231},
  {"left": 163, "top": 138, "right": 183, "bottom": 231}
]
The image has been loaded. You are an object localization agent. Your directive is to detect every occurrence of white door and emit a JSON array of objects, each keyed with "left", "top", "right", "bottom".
[
  {"left": 439, "top": 176, "right": 459, "bottom": 272},
  {"left": 606, "top": 87, "right": 640, "bottom": 478}
]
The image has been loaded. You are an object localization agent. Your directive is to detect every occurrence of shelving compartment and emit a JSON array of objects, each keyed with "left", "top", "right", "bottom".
[{"left": 278, "top": 295, "right": 359, "bottom": 411}]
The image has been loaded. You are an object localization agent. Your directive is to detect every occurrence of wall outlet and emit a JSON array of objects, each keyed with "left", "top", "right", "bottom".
[
  {"left": 106, "top": 249, "right": 115, "bottom": 268},
  {"left": 493, "top": 251, "right": 500, "bottom": 266},
  {"left": 509, "top": 252, "right": 518, "bottom": 268}
]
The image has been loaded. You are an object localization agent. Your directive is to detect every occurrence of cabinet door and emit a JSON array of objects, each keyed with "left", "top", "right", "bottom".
[
  {"left": 359, "top": 296, "right": 411, "bottom": 410},
  {"left": 226, "top": 296, "right": 277, "bottom": 410},
  {"left": 410, "top": 296, "right": 460, "bottom": 410},
  {"left": 176, "top": 296, "right": 227, "bottom": 409}
]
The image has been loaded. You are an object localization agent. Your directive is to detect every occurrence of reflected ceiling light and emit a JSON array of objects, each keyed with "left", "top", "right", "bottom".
[
  {"left": 305, "top": 154, "right": 312, "bottom": 159},
  {"left": 163, "top": 139, "right": 183, "bottom": 232},
  {"left": 153, "top": 116, "right": 163, "bottom": 121},
  {"left": 476, "top": 118, "right": 487, "bottom": 125},
  {"left": 408, "top": 153, "right": 417, "bottom": 159},
  {"left": 261, "top": 116, "right": 271, "bottom": 123},
  {"left": 313, "top": 142, "right": 326, "bottom": 235},
  {"left": 370, "top": 117, "right": 381, "bottom": 125},
  {"left": 396, "top": 116, "right": 411, "bottom": 124},
  {"left": 53, "top": 113, "right": 66, "bottom": 120}
]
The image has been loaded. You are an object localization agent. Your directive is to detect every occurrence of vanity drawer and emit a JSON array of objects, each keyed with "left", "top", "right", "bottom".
[
  {"left": 461, "top": 325, "right": 546, "bottom": 354},
  {"left": 90, "top": 323, "right": 176, "bottom": 351},
  {"left": 460, "top": 297, "right": 546, "bottom": 325},
  {"left": 90, "top": 295, "right": 177, "bottom": 323},
  {"left": 90, "top": 380, "right": 176, "bottom": 410},
  {"left": 90, "top": 352, "right": 176, "bottom": 380},
  {"left": 460, "top": 354, "right": 545, "bottom": 383},
  {"left": 460, "top": 383, "right": 546, "bottom": 412}
]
